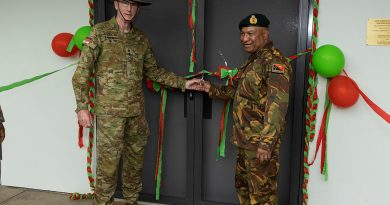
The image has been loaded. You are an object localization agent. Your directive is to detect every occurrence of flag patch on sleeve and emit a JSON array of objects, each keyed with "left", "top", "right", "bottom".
[{"left": 272, "top": 64, "right": 286, "bottom": 74}]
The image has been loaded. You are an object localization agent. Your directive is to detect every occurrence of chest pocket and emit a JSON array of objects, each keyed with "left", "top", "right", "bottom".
[
  {"left": 125, "top": 46, "right": 144, "bottom": 81},
  {"left": 100, "top": 35, "right": 125, "bottom": 62},
  {"left": 238, "top": 69, "right": 267, "bottom": 102}
]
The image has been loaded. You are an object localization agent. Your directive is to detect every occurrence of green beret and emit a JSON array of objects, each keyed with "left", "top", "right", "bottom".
[{"left": 239, "top": 13, "right": 270, "bottom": 30}]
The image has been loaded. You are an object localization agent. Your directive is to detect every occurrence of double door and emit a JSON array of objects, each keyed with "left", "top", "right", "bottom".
[{"left": 95, "top": 0, "right": 310, "bottom": 204}]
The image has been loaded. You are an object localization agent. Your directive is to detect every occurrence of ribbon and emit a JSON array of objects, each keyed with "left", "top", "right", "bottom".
[
  {"left": 88, "top": 0, "right": 94, "bottom": 27},
  {"left": 70, "top": 76, "right": 96, "bottom": 200},
  {"left": 217, "top": 100, "right": 231, "bottom": 159},
  {"left": 188, "top": 0, "right": 196, "bottom": 72},
  {"left": 68, "top": 192, "right": 95, "bottom": 200},
  {"left": 70, "top": 1, "right": 96, "bottom": 200},
  {"left": 303, "top": 0, "right": 320, "bottom": 204},
  {"left": 287, "top": 49, "right": 312, "bottom": 62},
  {"left": 219, "top": 66, "right": 238, "bottom": 79},
  {"left": 155, "top": 88, "right": 167, "bottom": 200},
  {"left": 309, "top": 80, "right": 331, "bottom": 181},
  {"left": 78, "top": 123, "right": 84, "bottom": 148},
  {"left": 66, "top": 39, "right": 76, "bottom": 53},
  {"left": 343, "top": 71, "right": 390, "bottom": 123},
  {"left": 0, "top": 63, "right": 78, "bottom": 93}
]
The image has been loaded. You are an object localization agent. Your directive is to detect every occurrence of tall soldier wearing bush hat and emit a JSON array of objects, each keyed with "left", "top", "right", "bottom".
[
  {"left": 72, "top": 0, "right": 201, "bottom": 204},
  {"left": 201, "top": 13, "right": 292, "bottom": 205}
]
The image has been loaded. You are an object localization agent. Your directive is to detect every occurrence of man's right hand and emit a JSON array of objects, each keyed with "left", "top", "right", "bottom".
[
  {"left": 77, "top": 110, "right": 92, "bottom": 128},
  {"left": 0, "top": 122, "right": 5, "bottom": 143}
]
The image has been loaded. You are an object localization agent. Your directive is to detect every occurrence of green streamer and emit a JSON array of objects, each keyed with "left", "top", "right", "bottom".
[
  {"left": 189, "top": 55, "right": 195, "bottom": 73},
  {"left": 322, "top": 80, "right": 332, "bottom": 180},
  {"left": 217, "top": 100, "right": 231, "bottom": 159},
  {"left": 66, "top": 38, "right": 76, "bottom": 52},
  {"left": 0, "top": 62, "right": 78, "bottom": 93},
  {"left": 156, "top": 88, "right": 167, "bottom": 200},
  {"left": 192, "top": 0, "right": 196, "bottom": 24}
]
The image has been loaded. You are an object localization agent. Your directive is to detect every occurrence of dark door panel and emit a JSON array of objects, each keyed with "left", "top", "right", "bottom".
[{"left": 201, "top": 0, "right": 300, "bottom": 204}]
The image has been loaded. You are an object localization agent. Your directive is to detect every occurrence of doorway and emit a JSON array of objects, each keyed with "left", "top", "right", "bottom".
[{"left": 94, "top": 0, "right": 311, "bottom": 204}]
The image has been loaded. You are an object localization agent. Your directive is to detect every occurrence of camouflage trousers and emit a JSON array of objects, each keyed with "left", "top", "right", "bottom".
[
  {"left": 94, "top": 115, "right": 150, "bottom": 205},
  {"left": 235, "top": 139, "right": 281, "bottom": 205}
]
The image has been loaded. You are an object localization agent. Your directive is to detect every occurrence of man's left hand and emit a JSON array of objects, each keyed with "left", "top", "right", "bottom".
[
  {"left": 0, "top": 122, "right": 5, "bottom": 143},
  {"left": 257, "top": 146, "right": 271, "bottom": 162}
]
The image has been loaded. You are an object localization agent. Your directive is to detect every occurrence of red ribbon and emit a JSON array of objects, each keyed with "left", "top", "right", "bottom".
[
  {"left": 344, "top": 71, "right": 390, "bottom": 123},
  {"left": 78, "top": 123, "right": 84, "bottom": 148},
  {"left": 309, "top": 103, "right": 330, "bottom": 173}
]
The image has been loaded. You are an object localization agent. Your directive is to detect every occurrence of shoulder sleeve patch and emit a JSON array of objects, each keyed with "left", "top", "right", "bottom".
[{"left": 272, "top": 64, "right": 286, "bottom": 74}]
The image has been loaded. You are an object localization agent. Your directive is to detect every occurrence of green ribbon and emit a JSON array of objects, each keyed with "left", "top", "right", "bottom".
[
  {"left": 322, "top": 79, "right": 332, "bottom": 181},
  {"left": 155, "top": 88, "right": 167, "bottom": 200},
  {"left": 0, "top": 62, "right": 78, "bottom": 93},
  {"left": 217, "top": 100, "right": 231, "bottom": 159},
  {"left": 66, "top": 38, "right": 76, "bottom": 53},
  {"left": 220, "top": 68, "right": 238, "bottom": 79}
]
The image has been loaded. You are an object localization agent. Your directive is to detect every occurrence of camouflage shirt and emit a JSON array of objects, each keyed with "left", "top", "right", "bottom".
[
  {"left": 209, "top": 42, "right": 292, "bottom": 151},
  {"left": 72, "top": 17, "right": 186, "bottom": 117},
  {"left": 0, "top": 105, "right": 4, "bottom": 122}
]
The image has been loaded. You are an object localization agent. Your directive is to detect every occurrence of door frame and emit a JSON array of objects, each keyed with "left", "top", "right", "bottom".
[{"left": 94, "top": 0, "right": 313, "bottom": 204}]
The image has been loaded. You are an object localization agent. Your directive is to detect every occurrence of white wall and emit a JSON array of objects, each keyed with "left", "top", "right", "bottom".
[
  {"left": 0, "top": 1, "right": 91, "bottom": 193},
  {"left": 309, "top": 0, "right": 390, "bottom": 204}
]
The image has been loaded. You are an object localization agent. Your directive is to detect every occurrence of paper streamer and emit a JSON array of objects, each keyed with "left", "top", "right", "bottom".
[
  {"left": 309, "top": 80, "right": 331, "bottom": 181},
  {"left": 155, "top": 88, "right": 167, "bottom": 200},
  {"left": 217, "top": 100, "right": 231, "bottom": 159},
  {"left": 0, "top": 63, "right": 78, "bottom": 93},
  {"left": 303, "top": 0, "right": 320, "bottom": 204},
  {"left": 343, "top": 71, "right": 390, "bottom": 123},
  {"left": 70, "top": 0, "right": 96, "bottom": 200},
  {"left": 188, "top": 0, "right": 196, "bottom": 72}
]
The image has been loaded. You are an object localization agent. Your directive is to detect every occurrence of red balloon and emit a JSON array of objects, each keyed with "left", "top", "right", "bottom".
[
  {"left": 328, "top": 76, "right": 359, "bottom": 108},
  {"left": 51, "top": 33, "right": 78, "bottom": 57}
]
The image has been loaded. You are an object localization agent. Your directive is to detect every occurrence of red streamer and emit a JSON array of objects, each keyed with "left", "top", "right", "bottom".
[
  {"left": 309, "top": 103, "right": 330, "bottom": 173},
  {"left": 78, "top": 123, "right": 84, "bottom": 148},
  {"left": 344, "top": 71, "right": 390, "bottom": 123}
]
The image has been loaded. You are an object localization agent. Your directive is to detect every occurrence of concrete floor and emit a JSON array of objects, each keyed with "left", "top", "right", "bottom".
[{"left": 0, "top": 186, "right": 163, "bottom": 205}]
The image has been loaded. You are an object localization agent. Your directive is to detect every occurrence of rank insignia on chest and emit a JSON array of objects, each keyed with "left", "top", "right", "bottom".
[{"left": 272, "top": 64, "right": 286, "bottom": 74}]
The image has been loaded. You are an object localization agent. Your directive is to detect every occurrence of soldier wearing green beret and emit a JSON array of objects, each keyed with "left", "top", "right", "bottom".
[
  {"left": 72, "top": 0, "right": 201, "bottom": 204},
  {"left": 201, "top": 13, "right": 292, "bottom": 205}
]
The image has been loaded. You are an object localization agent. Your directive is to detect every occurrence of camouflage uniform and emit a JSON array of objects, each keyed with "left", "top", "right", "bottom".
[
  {"left": 209, "top": 42, "right": 291, "bottom": 205},
  {"left": 72, "top": 17, "right": 186, "bottom": 205}
]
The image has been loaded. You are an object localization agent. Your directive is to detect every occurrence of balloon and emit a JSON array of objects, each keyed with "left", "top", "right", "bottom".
[
  {"left": 74, "top": 26, "right": 92, "bottom": 50},
  {"left": 328, "top": 76, "right": 359, "bottom": 108},
  {"left": 51, "top": 33, "right": 78, "bottom": 57},
  {"left": 313, "top": 44, "right": 345, "bottom": 78}
]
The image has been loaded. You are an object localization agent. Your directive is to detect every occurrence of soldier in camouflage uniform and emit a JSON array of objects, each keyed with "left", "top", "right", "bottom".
[
  {"left": 72, "top": 0, "right": 201, "bottom": 204},
  {"left": 0, "top": 105, "right": 5, "bottom": 143},
  {"left": 202, "top": 14, "right": 292, "bottom": 205}
]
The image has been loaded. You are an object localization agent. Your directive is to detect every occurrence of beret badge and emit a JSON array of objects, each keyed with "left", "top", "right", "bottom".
[{"left": 249, "top": 15, "right": 258, "bottom": 25}]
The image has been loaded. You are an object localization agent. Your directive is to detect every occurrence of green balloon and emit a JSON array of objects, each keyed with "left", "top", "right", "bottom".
[
  {"left": 312, "top": 44, "right": 345, "bottom": 78},
  {"left": 74, "top": 26, "right": 92, "bottom": 50}
]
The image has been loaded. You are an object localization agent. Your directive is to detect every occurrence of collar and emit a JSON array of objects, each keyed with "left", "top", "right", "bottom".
[
  {"left": 110, "top": 17, "right": 135, "bottom": 35},
  {"left": 251, "top": 41, "right": 273, "bottom": 59}
]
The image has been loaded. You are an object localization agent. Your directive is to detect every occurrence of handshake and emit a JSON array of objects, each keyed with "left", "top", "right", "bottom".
[{"left": 185, "top": 78, "right": 211, "bottom": 93}]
